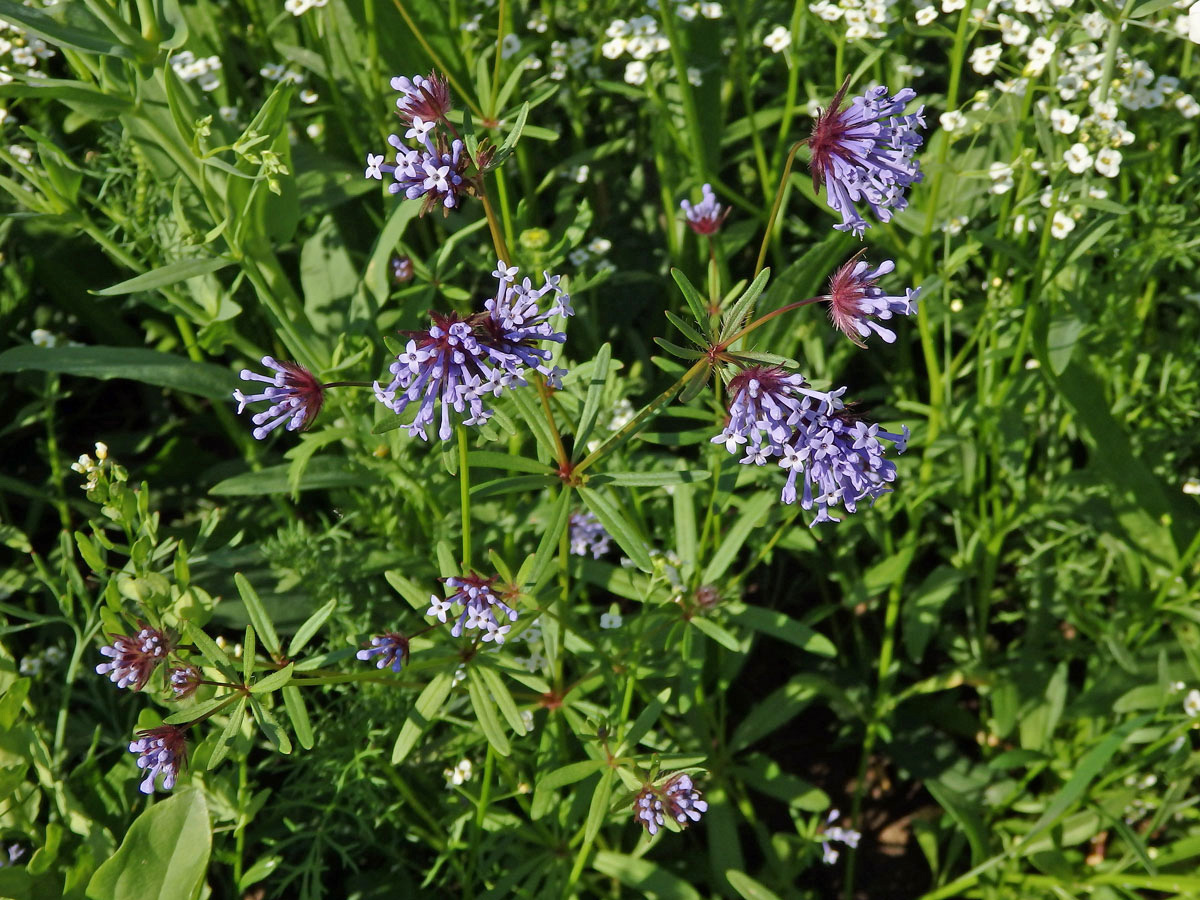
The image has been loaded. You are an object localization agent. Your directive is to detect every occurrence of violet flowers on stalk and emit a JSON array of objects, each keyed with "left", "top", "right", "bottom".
[
  {"left": 374, "top": 261, "right": 572, "bottom": 441},
  {"left": 808, "top": 79, "right": 926, "bottom": 237}
]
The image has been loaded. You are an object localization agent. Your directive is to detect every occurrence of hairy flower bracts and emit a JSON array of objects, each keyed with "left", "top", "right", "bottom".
[
  {"left": 633, "top": 774, "right": 708, "bottom": 836},
  {"left": 808, "top": 80, "right": 926, "bottom": 237},
  {"left": 234, "top": 356, "right": 325, "bottom": 440},
  {"left": 365, "top": 72, "right": 479, "bottom": 215},
  {"left": 427, "top": 573, "right": 518, "bottom": 644},
  {"left": 128, "top": 725, "right": 187, "bottom": 794},
  {"left": 96, "top": 625, "right": 171, "bottom": 691},
  {"left": 825, "top": 255, "right": 920, "bottom": 347},
  {"left": 714, "top": 367, "right": 908, "bottom": 525},
  {"left": 375, "top": 261, "right": 571, "bottom": 441},
  {"left": 357, "top": 632, "right": 410, "bottom": 673}
]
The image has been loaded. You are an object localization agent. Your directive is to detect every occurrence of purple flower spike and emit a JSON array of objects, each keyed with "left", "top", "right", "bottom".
[
  {"left": 428, "top": 573, "right": 518, "bottom": 643},
  {"left": 680, "top": 183, "right": 729, "bottom": 235},
  {"left": 713, "top": 368, "right": 908, "bottom": 525},
  {"left": 808, "top": 79, "right": 925, "bottom": 237},
  {"left": 374, "top": 261, "right": 571, "bottom": 441},
  {"left": 357, "top": 632, "right": 410, "bottom": 673},
  {"left": 569, "top": 510, "right": 611, "bottom": 558},
  {"left": 825, "top": 255, "right": 920, "bottom": 347},
  {"left": 233, "top": 356, "right": 325, "bottom": 440},
  {"left": 96, "top": 625, "right": 171, "bottom": 691},
  {"left": 712, "top": 366, "right": 842, "bottom": 463},
  {"left": 128, "top": 725, "right": 187, "bottom": 794},
  {"left": 389, "top": 135, "right": 469, "bottom": 211},
  {"left": 390, "top": 71, "right": 452, "bottom": 124},
  {"left": 633, "top": 773, "right": 708, "bottom": 836}
]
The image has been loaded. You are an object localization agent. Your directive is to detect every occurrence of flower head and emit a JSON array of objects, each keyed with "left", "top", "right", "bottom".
[
  {"left": 374, "top": 262, "right": 571, "bottom": 441},
  {"left": 392, "top": 254, "right": 414, "bottom": 283},
  {"left": 357, "top": 632, "right": 410, "bottom": 673},
  {"left": 168, "top": 665, "right": 202, "bottom": 699},
  {"left": 569, "top": 510, "right": 612, "bottom": 558},
  {"left": 680, "top": 183, "right": 729, "bottom": 235},
  {"left": 428, "top": 573, "right": 518, "bottom": 643},
  {"left": 390, "top": 72, "right": 452, "bottom": 124},
  {"left": 234, "top": 356, "right": 325, "bottom": 440},
  {"left": 633, "top": 773, "right": 708, "bottom": 836},
  {"left": 820, "top": 809, "right": 862, "bottom": 864},
  {"left": 808, "top": 79, "right": 926, "bottom": 237},
  {"left": 712, "top": 366, "right": 841, "bottom": 461},
  {"left": 96, "top": 626, "right": 171, "bottom": 691},
  {"left": 128, "top": 725, "right": 188, "bottom": 794},
  {"left": 825, "top": 255, "right": 920, "bottom": 346}
]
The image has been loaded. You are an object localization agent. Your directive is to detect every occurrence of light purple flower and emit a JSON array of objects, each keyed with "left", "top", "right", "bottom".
[
  {"left": 680, "top": 183, "right": 729, "bottom": 235},
  {"left": 233, "top": 356, "right": 325, "bottom": 440},
  {"left": 96, "top": 626, "right": 170, "bottom": 691},
  {"left": 357, "top": 632, "right": 410, "bottom": 673},
  {"left": 825, "top": 255, "right": 920, "bottom": 347},
  {"left": 821, "top": 809, "right": 862, "bottom": 864},
  {"left": 374, "top": 262, "right": 571, "bottom": 441},
  {"left": 569, "top": 510, "right": 611, "bottom": 558},
  {"left": 128, "top": 725, "right": 187, "bottom": 794},
  {"left": 713, "top": 368, "right": 908, "bottom": 525},
  {"left": 427, "top": 573, "right": 518, "bottom": 643},
  {"left": 808, "top": 81, "right": 926, "bottom": 237},
  {"left": 390, "top": 72, "right": 451, "bottom": 124},
  {"left": 633, "top": 773, "right": 708, "bottom": 836}
]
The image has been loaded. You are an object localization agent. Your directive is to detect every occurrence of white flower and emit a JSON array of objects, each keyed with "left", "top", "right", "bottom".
[
  {"left": 305, "top": 122, "right": 322, "bottom": 140},
  {"left": 998, "top": 14, "right": 1030, "bottom": 45},
  {"left": 939, "top": 110, "right": 967, "bottom": 132},
  {"left": 1189, "top": 1, "right": 1200, "bottom": 43},
  {"left": 285, "top": 0, "right": 309, "bottom": 14},
  {"left": 31, "top": 328, "right": 57, "bottom": 347},
  {"left": 942, "top": 215, "right": 969, "bottom": 235},
  {"left": 1063, "top": 143, "right": 1092, "bottom": 174},
  {"left": 444, "top": 758, "right": 473, "bottom": 786},
  {"left": 600, "top": 612, "right": 623, "bottom": 629},
  {"left": 501, "top": 33, "right": 522, "bottom": 59},
  {"left": 588, "top": 237, "right": 612, "bottom": 254},
  {"left": 988, "top": 161, "right": 1014, "bottom": 194},
  {"left": 1185, "top": 689, "right": 1200, "bottom": 717},
  {"left": 764, "top": 25, "right": 792, "bottom": 52},
  {"left": 677, "top": 4, "right": 698, "bottom": 20},
  {"left": 1094, "top": 147, "right": 1121, "bottom": 177},
  {"left": 1012, "top": 213, "right": 1037, "bottom": 234},
  {"left": 218, "top": 105, "right": 238, "bottom": 123},
  {"left": 1176, "top": 94, "right": 1200, "bottom": 118},
  {"left": 1050, "top": 209, "right": 1076, "bottom": 238},
  {"left": 260, "top": 62, "right": 285, "bottom": 81},
  {"left": 1087, "top": 185, "right": 1108, "bottom": 200},
  {"left": 1184, "top": 477, "right": 1200, "bottom": 496},
  {"left": 569, "top": 248, "right": 590, "bottom": 267},
  {"left": 687, "top": 66, "right": 702, "bottom": 86},
  {"left": 699, "top": 1, "right": 724, "bottom": 18},
  {"left": 299, "top": 89, "right": 318, "bottom": 105},
  {"left": 9, "top": 144, "right": 32, "bottom": 165},
  {"left": 527, "top": 11, "right": 548, "bottom": 32},
  {"left": 601, "top": 37, "right": 627, "bottom": 59},
  {"left": 605, "top": 19, "right": 631, "bottom": 38},
  {"left": 915, "top": 5, "right": 938, "bottom": 24},
  {"left": 522, "top": 650, "right": 547, "bottom": 672},
  {"left": 1025, "top": 36, "right": 1056, "bottom": 75},
  {"left": 1049, "top": 108, "right": 1079, "bottom": 134},
  {"left": 969, "top": 44, "right": 1002, "bottom": 76},
  {"left": 942, "top": 0, "right": 965, "bottom": 11},
  {"left": 624, "top": 60, "right": 648, "bottom": 86}
]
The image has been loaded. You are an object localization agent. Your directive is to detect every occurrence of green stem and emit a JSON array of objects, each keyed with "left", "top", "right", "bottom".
[
  {"left": 489, "top": 0, "right": 508, "bottom": 116},
  {"left": 754, "top": 141, "right": 806, "bottom": 278},
  {"left": 656, "top": 0, "right": 708, "bottom": 186},
  {"left": 535, "top": 375, "right": 568, "bottom": 467},
  {"left": 480, "top": 191, "right": 511, "bottom": 263},
  {"left": 575, "top": 359, "right": 709, "bottom": 475},
  {"left": 390, "top": 0, "right": 484, "bottom": 118},
  {"left": 719, "top": 295, "right": 823, "bottom": 349},
  {"left": 458, "top": 425, "right": 472, "bottom": 570}
]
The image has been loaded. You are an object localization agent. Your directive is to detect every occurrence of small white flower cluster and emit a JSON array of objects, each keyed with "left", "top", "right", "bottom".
[
  {"left": 171, "top": 51, "right": 222, "bottom": 93},
  {"left": 763, "top": 25, "right": 792, "bottom": 53},
  {"left": 444, "top": 758, "right": 473, "bottom": 787},
  {"left": 541, "top": 37, "right": 593, "bottom": 81},
  {"left": 284, "top": 0, "right": 327, "bottom": 14},
  {"left": 809, "top": 0, "right": 900, "bottom": 41},
  {"left": 569, "top": 236, "right": 615, "bottom": 272},
  {"left": 19, "top": 646, "right": 65, "bottom": 677},
  {"left": 71, "top": 442, "right": 110, "bottom": 492},
  {"left": 0, "top": 17, "right": 56, "bottom": 100},
  {"left": 602, "top": 15, "right": 671, "bottom": 87},
  {"left": 260, "top": 62, "right": 306, "bottom": 86}
]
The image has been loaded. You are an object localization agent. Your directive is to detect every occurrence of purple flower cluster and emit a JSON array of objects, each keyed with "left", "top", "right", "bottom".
[
  {"left": 233, "top": 356, "right": 325, "bottom": 440},
  {"left": 820, "top": 809, "right": 862, "bottom": 865},
  {"left": 357, "top": 632, "right": 410, "bottom": 673},
  {"left": 680, "top": 183, "right": 729, "bottom": 235},
  {"left": 825, "top": 255, "right": 920, "bottom": 347},
  {"left": 809, "top": 81, "right": 926, "bottom": 237},
  {"left": 427, "top": 573, "right": 518, "bottom": 643},
  {"left": 633, "top": 773, "right": 709, "bottom": 836},
  {"left": 128, "top": 725, "right": 187, "bottom": 794},
  {"left": 365, "top": 72, "right": 474, "bottom": 214},
  {"left": 96, "top": 626, "right": 171, "bottom": 691},
  {"left": 374, "top": 261, "right": 572, "bottom": 441},
  {"left": 713, "top": 366, "right": 908, "bottom": 525},
  {"left": 569, "top": 510, "right": 611, "bottom": 558}
]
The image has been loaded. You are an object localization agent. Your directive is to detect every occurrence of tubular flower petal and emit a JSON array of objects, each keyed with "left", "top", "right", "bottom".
[
  {"left": 680, "top": 183, "right": 729, "bottom": 235},
  {"left": 233, "top": 356, "right": 325, "bottom": 440},
  {"left": 96, "top": 626, "right": 171, "bottom": 691},
  {"left": 128, "top": 725, "right": 187, "bottom": 794},
  {"left": 825, "top": 255, "right": 920, "bottom": 347},
  {"left": 357, "top": 632, "right": 410, "bottom": 673},
  {"left": 427, "top": 573, "right": 518, "bottom": 643}
]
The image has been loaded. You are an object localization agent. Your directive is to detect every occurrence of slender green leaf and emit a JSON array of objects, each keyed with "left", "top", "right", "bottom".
[
  {"left": 0, "top": 346, "right": 231, "bottom": 400},
  {"left": 467, "top": 668, "right": 511, "bottom": 756},
  {"left": 392, "top": 672, "right": 454, "bottom": 764},
  {"left": 288, "top": 599, "right": 338, "bottom": 656},
  {"left": 578, "top": 486, "right": 653, "bottom": 573},
  {"left": 91, "top": 257, "right": 233, "bottom": 296},
  {"left": 235, "top": 573, "right": 280, "bottom": 659},
  {"left": 573, "top": 342, "right": 611, "bottom": 456}
]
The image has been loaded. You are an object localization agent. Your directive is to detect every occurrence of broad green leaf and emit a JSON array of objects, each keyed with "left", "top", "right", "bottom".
[
  {"left": 91, "top": 257, "right": 234, "bottom": 296},
  {"left": 392, "top": 672, "right": 454, "bottom": 764},
  {"left": 86, "top": 789, "right": 210, "bottom": 900},
  {"left": 249, "top": 663, "right": 294, "bottom": 695},
  {"left": 235, "top": 574, "right": 281, "bottom": 659},
  {"left": 592, "top": 852, "right": 701, "bottom": 900},
  {"left": 0, "top": 346, "right": 231, "bottom": 401},
  {"left": 281, "top": 686, "right": 314, "bottom": 750},
  {"left": 578, "top": 487, "right": 652, "bottom": 573},
  {"left": 725, "top": 603, "right": 836, "bottom": 657}
]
